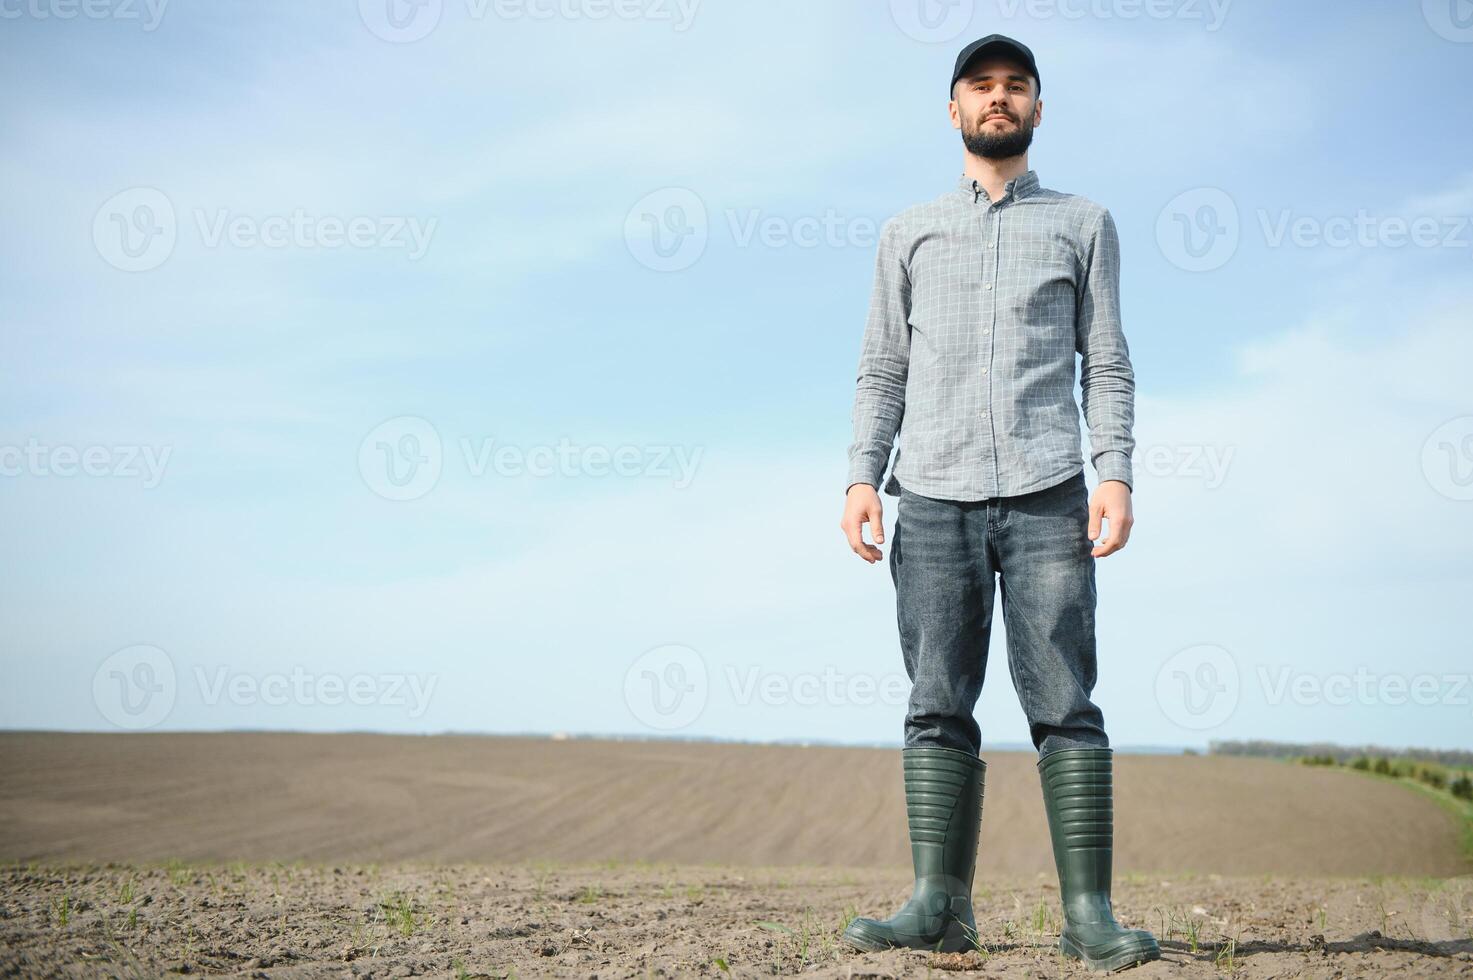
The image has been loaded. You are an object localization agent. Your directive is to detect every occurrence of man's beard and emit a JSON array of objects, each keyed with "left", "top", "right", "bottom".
[{"left": 962, "top": 110, "right": 1034, "bottom": 159}]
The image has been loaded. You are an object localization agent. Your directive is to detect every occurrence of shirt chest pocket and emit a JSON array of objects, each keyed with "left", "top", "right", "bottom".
[
  {"left": 1014, "top": 241, "right": 1078, "bottom": 287},
  {"left": 1008, "top": 241, "right": 1079, "bottom": 325}
]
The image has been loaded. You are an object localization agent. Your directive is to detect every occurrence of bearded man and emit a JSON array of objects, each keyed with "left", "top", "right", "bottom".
[{"left": 837, "top": 33, "right": 1161, "bottom": 973}]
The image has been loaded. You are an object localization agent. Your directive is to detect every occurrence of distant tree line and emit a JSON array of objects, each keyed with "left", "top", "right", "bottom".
[
  {"left": 1209, "top": 740, "right": 1473, "bottom": 802},
  {"left": 1210, "top": 739, "right": 1473, "bottom": 768},
  {"left": 1298, "top": 753, "right": 1473, "bottom": 801}
]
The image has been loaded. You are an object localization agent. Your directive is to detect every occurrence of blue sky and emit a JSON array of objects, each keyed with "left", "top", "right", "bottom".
[{"left": 2, "top": 0, "right": 1471, "bottom": 751}]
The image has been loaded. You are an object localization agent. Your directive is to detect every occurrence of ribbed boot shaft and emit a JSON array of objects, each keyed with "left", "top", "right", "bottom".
[
  {"left": 1038, "top": 748, "right": 1112, "bottom": 849},
  {"left": 903, "top": 746, "right": 985, "bottom": 844},
  {"left": 901, "top": 745, "right": 985, "bottom": 897},
  {"left": 1038, "top": 747, "right": 1113, "bottom": 897}
]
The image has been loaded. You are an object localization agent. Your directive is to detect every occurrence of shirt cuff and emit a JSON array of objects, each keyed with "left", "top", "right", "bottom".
[
  {"left": 846, "top": 452, "right": 887, "bottom": 494},
  {"left": 1094, "top": 450, "right": 1133, "bottom": 491}
]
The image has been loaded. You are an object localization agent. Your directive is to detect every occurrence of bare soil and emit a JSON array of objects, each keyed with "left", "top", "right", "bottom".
[
  {"left": 1, "top": 862, "right": 1470, "bottom": 978},
  {"left": 1, "top": 733, "right": 1470, "bottom": 976},
  {"left": 1, "top": 733, "right": 1467, "bottom": 877}
]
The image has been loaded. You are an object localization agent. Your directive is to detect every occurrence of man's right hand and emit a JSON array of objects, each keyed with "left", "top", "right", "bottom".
[{"left": 840, "top": 483, "right": 886, "bottom": 564}]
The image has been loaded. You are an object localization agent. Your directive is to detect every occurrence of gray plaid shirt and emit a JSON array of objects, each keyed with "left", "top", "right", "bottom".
[{"left": 846, "top": 169, "right": 1136, "bottom": 500}]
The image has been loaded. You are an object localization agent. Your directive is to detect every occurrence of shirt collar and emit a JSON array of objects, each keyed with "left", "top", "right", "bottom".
[{"left": 958, "top": 168, "right": 1040, "bottom": 204}]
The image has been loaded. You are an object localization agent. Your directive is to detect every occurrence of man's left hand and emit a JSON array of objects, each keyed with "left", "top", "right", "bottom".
[{"left": 1088, "top": 479, "right": 1133, "bottom": 558}]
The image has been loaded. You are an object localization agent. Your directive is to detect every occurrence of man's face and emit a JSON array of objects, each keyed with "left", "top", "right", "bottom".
[{"left": 950, "top": 55, "right": 1040, "bottom": 159}]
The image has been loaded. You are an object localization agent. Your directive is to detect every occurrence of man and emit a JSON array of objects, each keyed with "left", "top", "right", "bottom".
[{"left": 837, "top": 35, "right": 1161, "bottom": 972}]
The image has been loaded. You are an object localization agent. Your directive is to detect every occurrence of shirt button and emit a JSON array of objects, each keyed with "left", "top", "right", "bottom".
[
  {"left": 988, "top": 242, "right": 996, "bottom": 249},
  {"left": 981, "top": 367, "right": 989, "bottom": 374},
  {"left": 984, "top": 283, "right": 993, "bottom": 290},
  {"left": 983, "top": 328, "right": 991, "bottom": 334}
]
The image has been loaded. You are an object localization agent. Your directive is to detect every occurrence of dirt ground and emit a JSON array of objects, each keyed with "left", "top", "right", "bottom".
[
  {"left": 2, "top": 734, "right": 1470, "bottom": 976},
  {"left": 1, "top": 861, "right": 1470, "bottom": 978},
  {"left": 2, "top": 733, "right": 1467, "bottom": 877}
]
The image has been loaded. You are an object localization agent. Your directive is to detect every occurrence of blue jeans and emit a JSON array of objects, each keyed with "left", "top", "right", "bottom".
[{"left": 891, "top": 469, "right": 1109, "bottom": 758}]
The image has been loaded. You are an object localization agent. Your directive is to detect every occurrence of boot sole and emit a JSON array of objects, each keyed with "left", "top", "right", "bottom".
[
  {"left": 1059, "top": 933, "right": 1162, "bottom": 972},
  {"left": 841, "top": 920, "right": 975, "bottom": 954}
]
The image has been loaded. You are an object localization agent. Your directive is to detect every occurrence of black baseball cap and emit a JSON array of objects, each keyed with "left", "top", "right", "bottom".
[{"left": 950, "top": 34, "right": 1041, "bottom": 98}]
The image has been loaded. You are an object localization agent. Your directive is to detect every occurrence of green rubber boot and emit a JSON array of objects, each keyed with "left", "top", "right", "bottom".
[
  {"left": 1038, "top": 747, "right": 1161, "bottom": 972},
  {"left": 842, "top": 746, "right": 985, "bottom": 953}
]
